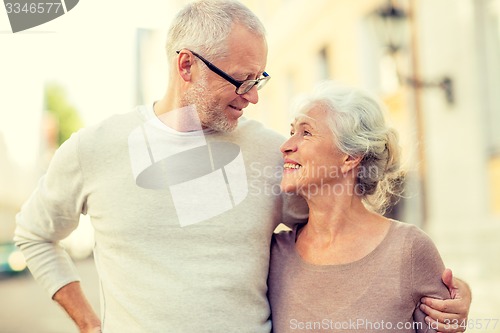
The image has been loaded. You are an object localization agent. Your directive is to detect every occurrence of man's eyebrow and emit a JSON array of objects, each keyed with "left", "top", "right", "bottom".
[{"left": 236, "top": 71, "right": 263, "bottom": 80}]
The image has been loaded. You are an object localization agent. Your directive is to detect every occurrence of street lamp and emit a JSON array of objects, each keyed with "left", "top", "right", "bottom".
[
  {"left": 373, "top": 1, "right": 408, "bottom": 55},
  {"left": 372, "top": 0, "right": 454, "bottom": 105}
]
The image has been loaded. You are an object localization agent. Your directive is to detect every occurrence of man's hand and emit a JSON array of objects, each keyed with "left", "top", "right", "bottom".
[
  {"left": 420, "top": 268, "right": 471, "bottom": 333},
  {"left": 53, "top": 281, "right": 101, "bottom": 333},
  {"left": 82, "top": 328, "right": 102, "bottom": 333}
]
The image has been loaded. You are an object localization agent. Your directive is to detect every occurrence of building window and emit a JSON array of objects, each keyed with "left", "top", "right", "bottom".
[{"left": 315, "top": 47, "right": 330, "bottom": 81}]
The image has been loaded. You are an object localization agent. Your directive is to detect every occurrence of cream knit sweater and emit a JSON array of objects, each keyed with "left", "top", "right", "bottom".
[{"left": 15, "top": 105, "right": 307, "bottom": 332}]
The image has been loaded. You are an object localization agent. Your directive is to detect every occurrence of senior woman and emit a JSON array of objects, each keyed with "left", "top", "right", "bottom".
[{"left": 268, "top": 82, "right": 462, "bottom": 333}]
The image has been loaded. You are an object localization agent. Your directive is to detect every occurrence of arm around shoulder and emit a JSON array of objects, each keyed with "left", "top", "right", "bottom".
[
  {"left": 420, "top": 269, "right": 471, "bottom": 333},
  {"left": 408, "top": 228, "right": 451, "bottom": 332},
  {"left": 410, "top": 228, "right": 471, "bottom": 332}
]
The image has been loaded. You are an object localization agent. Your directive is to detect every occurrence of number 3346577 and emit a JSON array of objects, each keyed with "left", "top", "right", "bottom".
[{"left": 4, "top": 2, "right": 63, "bottom": 14}]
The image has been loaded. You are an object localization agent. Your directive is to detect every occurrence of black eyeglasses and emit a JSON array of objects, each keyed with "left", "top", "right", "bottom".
[{"left": 176, "top": 50, "right": 270, "bottom": 95}]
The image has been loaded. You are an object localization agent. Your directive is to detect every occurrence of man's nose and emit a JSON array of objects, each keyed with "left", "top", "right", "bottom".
[{"left": 241, "top": 85, "right": 259, "bottom": 104}]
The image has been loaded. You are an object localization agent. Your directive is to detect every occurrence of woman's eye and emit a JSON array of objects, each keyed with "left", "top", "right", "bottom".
[{"left": 289, "top": 129, "right": 311, "bottom": 136}]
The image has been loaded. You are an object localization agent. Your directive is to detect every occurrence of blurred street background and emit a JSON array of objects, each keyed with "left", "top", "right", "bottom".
[
  {"left": 1, "top": 0, "right": 500, "bottom": 332},
  {"left": 0, "top": 258, "right": 99, "bottom": 333}
]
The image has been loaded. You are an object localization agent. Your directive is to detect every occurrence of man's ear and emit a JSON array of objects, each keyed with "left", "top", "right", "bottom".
[
  {"left": 341, "top": 154, "right": 362, "bottom": 174},
  {"left": 177, "top": 51, "right": 194, "bottom": 82}
]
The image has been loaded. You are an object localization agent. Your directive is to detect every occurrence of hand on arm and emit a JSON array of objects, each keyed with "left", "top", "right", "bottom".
[
  {"left": 53, "top": 281, "right": 101, "bottom": 333},
  {"left": 420, "top": 268, "right": 471, "bottom": 333}
]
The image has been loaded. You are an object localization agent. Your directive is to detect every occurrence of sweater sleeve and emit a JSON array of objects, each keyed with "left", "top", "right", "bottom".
[
  {"left": 410, "top": 227, "right": 451, "bottom": 333},
  {"left": 14, "top": 131, "right": 87, "bottom": 298}
]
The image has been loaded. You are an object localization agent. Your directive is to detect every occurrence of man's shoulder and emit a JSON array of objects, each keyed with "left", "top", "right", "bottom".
[
  {"left": 79, "top": 107, "right": 143, "bottom": 140},
  {"left": 71, "top": 108, "right": 145, "bottom": 161}
]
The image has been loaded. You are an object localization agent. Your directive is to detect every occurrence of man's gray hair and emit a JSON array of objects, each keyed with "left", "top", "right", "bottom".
[{"left": 166, "top": 0, "right": 266, "bottom": 63}]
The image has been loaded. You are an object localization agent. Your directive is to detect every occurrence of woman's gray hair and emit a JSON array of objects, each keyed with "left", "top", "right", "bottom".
[
  {"left": 293, "top": 81, "right": 405, "bottom": 214},
  {"left": 166, "top": 0, "right": 266, "bottom": 63}
]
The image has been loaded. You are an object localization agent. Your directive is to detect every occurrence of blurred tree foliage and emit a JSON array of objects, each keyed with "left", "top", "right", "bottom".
[{"left": 44, "top": 83, "right": 83, "bottom": 147}]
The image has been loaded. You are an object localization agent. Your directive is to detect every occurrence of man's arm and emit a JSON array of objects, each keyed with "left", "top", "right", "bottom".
[
  {"left": 13, "top": 132, "right": 98, "bottom": 331},
  {"left": 420, "top": 269, "right": 471, "bottom": 333},
  {"left": 53, "top": 282, "right": 101, "bottom": 333}
]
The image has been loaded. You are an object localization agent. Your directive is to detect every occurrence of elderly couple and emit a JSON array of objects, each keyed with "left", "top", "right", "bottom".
[{"left": 15, "top": 1, "right": 470, "bottom": 332}]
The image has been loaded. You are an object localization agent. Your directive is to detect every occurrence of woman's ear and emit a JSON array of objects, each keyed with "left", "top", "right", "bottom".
[
  {"left": 341, "top": 154, "right": 362, "bottom": 174},
  {"left": 176, "top": 51, "right": 193, "bottom": 82}
]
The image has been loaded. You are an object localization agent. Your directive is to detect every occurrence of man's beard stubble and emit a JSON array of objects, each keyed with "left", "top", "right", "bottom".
[{"left": 180, "top": 79, "right": 238, "bottom": 133}]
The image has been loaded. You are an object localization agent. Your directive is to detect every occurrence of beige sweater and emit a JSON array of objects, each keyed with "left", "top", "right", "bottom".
[
  {"left": 268, "top": 220, "right": 450, "bottom": 333},
  {"left": 15, "top": 104, "right": 307, "bottom": 333}
]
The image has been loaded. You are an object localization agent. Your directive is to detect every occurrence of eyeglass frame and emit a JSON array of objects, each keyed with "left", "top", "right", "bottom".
[{"left": 176, "top": 49, "right": 270, "bottom": 95}]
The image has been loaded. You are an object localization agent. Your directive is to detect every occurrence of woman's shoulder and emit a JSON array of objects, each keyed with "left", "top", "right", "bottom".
[
  {"left": 389, "top": 219, "right": 427, "bottom": 236},
  {"left": 388, "top": 219, "right": 437, "bottom": 250}
]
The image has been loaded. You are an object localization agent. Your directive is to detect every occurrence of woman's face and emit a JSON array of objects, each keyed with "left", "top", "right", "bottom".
[{"left": 280, "top": 105, "right": 348, "bottom": 196}]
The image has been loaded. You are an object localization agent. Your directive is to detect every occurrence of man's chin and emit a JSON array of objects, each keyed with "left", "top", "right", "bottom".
[
  {"left": 224, "top": 120, "right": 239, "bottom": 132},
  {"left": 207, "top": 119, "right": 239, "bottom": 133}
]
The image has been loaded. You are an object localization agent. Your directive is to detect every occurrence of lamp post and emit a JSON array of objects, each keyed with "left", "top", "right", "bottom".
[
  {"left": 373, "top": 1, "right": 408, "bottom": 56},
  {"left": 372, "top": 0, "right": 431, "bottom": 226},
  {"left": 372, "top": 0, "right": 454, "bottom": 104}
]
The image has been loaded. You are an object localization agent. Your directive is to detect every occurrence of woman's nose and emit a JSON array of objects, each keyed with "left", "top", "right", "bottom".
[{"left": 280, "top": 137, "right": 298, "bottom": 154}]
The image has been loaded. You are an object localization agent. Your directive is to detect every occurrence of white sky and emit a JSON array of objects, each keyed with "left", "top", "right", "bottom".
[{"left": 0, "top": 0, "right": 178, "bottom": 168}]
